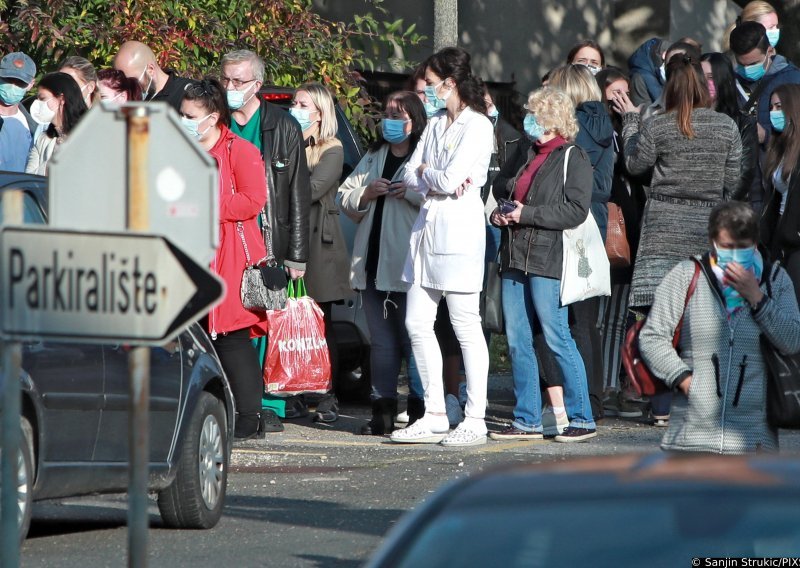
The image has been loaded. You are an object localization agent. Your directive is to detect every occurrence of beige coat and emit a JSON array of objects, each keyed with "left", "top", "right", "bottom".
[
  {"left": 25, "top": 133, "right": 58, "bottom": 176},
  {"left": 339, "top": 144, "right": 423, "bottom": 293}
]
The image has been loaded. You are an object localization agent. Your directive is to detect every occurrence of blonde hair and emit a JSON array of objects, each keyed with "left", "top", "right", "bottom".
[
  {"left": 527, "top": 87, "right": 579, "bottom": 141},
  {"left": 298, "top": 82, "right": 340, "bottom": 168},
  {"left": 723, "top": 1, "right": 777, "bottom": 51},
  {"left": 547, "top": 64, "right": 602, "bottom": 107}
]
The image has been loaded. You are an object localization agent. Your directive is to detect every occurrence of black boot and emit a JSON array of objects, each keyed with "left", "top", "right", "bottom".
[
  {"left": 360, "top": 398, "right": 397, "bottom": 435},
  {"left": 234, "top": 412, "right": 263, "bottom": 440},
  {"left": 406, "top": 397, "right": 425, "bottom": 426}
]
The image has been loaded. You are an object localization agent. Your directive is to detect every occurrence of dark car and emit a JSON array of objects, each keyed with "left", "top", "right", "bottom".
[
  {"left": 0, "top": 172, "right": 234, "bottom": 539},
  {"left": 366, "top": 453, "right": 800, "bottom": 567},
  {"left": 259, "top": 86, "right": 371, "bottom": 399}
]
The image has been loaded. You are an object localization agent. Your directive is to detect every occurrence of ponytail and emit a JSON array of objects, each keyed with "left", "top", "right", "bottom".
[{"left": 663, "top": 53, "right": 711, "bottom": 139}]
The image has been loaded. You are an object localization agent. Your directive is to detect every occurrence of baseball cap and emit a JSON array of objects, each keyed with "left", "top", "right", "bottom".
[{"left": 0, "top": 52, "right": 36, "bottom": 84}]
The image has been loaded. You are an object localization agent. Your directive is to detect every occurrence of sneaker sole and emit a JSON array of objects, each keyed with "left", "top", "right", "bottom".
[
  {"left": 488, "top": 432, "right": 544, "bottom": 441},
  {"left": 440, "top": 435, "right": 487, "bottom": 447},
  {"left": 389, "top": 433, "right": 448, "bottom": 444},
  {"left": 618, "top": 410, "right": 643, "bottom": 418},
  {"left": 554, "top": 431, "right": 598, "bottom": 443}
]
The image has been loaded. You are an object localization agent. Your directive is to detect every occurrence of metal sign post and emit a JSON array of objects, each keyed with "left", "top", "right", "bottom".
[
  {"left": 1, "top": 190, "right": 24, "bottom": 568},
  {"left": 126, "top": 106, "right": 151, "bottom": 568}
]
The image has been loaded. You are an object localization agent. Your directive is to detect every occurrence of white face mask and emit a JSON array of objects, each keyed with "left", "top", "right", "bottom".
[
  {"left": 30, "top": 97, "right": 57, "bottom": 125},
  {"left": 138, "top": 66, "right": 153, "bottom": 100},
  {"left": 226, "top": 82, "right": 257, "bottom": 110}
]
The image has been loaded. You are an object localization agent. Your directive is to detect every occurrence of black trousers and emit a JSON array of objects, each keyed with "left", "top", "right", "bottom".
[{"left": 214, "top": 328, "right": 262, "bottom": 436}]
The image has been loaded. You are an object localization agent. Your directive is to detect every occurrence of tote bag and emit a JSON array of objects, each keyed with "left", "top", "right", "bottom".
[{"left": 560, "top": 146, "right": 611, "bottom": 306}]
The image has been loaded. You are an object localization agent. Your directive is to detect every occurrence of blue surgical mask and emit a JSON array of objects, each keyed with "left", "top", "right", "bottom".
[
  {"left": 0, "top": 81, "right": 27, "bottom": 106},
  {"left": 523, "top": 113, "right": 545, "bottom": 140},
  {"left": 226, "top": 83, "right": 256, "bottom": 110},
  {"left": 423, "top": 80, "right": 451, "bottom": 111},
  {"left": 715, "top": 244, "right": 757, "bottom": 272},
  {"left": 767, "top": 28, "right": 780, "bottom": 48},
  {"left": 488, "top": 106, "right": 499, "bottom": 119},
  {"left": 423, "top": 100, "right": 439, "bottom": 118},
  {"left": 770, "top": 110, "right": 786, "bottom": 132},
  {"left": 181, "top": 113, "right": 212, "bottom": 139},
  {"left": 289, "top": 107, "right": 315, "bottom": 131},
  {"left": 381, "top": 118, "right": 409, "bottom": 144},
  {"left": 737, "top": 55, "right": 768, "bottom": 82},
  {"left": 659, "top": 63, "right": 666, "bottom": 82}
]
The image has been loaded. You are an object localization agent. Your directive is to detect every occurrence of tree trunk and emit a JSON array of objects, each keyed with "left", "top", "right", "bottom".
[{"left": 433, "top": 0, "right": 458, "bottom": 52}]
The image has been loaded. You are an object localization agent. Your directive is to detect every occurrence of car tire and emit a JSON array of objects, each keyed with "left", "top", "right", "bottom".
[
  {"left": 157, "top": 392, "right": 227, "bottom": 529},
  {"left": 1, "top": 417, "right": 34, "bottom": 541}
]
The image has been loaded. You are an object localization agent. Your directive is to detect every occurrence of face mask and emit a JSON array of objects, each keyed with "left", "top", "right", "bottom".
[
  {"left": 423, "top": 100, "right": 439, "bottom": 118},
  {"left": 181, "top": 113, "right": 212, "bottom": 139},
  {"left": 226, "top": 82, "right": 256, "bottom": 110},
  {"left": 423, "top": 80, "right": 451, "bottom": 111},
  {"left": 715, "top": 243, "right": 757, "bottom": 272},
  {"left": 30, "top": 98, "right": 56, "bottom": 124},
  {"left": 101, "top": 92, "right": 124, "bottom": 108},
  {"left": 0, "top": 81, "right": 26, "bottom": 106},
  {"left": 585, "top": 64, "right": 600, "bottom": 76},
  {"left": 767, "top": 28, "right": 780, "bottom": 48},
  {"left": 381, "top": 118, "right": 409, "bottom": 144},
  {"left": 659, "top": 63, "right": 666, "bottom": 82},
  {"left": 138, "top": 67, "right": 153, "bottom": 100},
  {"left": 523, "top": 113, "right": 545, "bottom": 140},
  {"left": 770, "top": 110, "right": 785, "bottom": 132},
  {"left": 487, "top": 106, "right": 499, "bottom": 119},
  {"left": 289, "top": 107, "right": 316, "bottom": 131},
  {"left": 707, "top": 79, "right": 717, "bottom": 100},
  {"left": 737, "top": 55, "right": 768, "bottom": 82}
]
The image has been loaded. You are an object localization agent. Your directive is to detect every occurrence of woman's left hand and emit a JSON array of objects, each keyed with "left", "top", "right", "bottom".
[
  {"left": 503, "top": 200, "right": 524, "bottom": 224},
  {"left": 724, "top": 262, "right": 764, "bottom": 306}
]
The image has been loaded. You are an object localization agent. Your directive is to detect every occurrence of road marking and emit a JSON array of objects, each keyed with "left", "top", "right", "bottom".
[
  {"left": 281, "top": 439, "right": 385, "bottom": 447},
  {"left": 233, "top": 449, "right": 328, "bottom": 458}
]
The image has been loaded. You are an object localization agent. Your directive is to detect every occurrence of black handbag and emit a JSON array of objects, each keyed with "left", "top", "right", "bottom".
[
  {"left": 480, "top": 260, "right": 504, "bottom": 334},
  {"left": 759, "top": 266, "right": 800, "bottom": 429}
]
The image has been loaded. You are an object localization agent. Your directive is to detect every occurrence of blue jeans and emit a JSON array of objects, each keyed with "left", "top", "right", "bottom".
[
  {"left": 502, "top": 269, "right": 596, "bottom": 430},
  {"left": 362, "top": 279, "right": 423, "bottom": 400}
]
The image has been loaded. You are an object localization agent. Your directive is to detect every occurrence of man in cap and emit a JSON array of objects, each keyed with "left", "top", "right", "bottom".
[
  {"left": 0, "top": 51, "right": 39, "bottom": 171},
  {"left": 112, "top": 41, "right": 194, "bottom": 111}
]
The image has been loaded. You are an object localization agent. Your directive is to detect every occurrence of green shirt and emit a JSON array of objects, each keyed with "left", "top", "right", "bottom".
[{"left": 230, "top": 108, "right": 262, "bottom": 152}]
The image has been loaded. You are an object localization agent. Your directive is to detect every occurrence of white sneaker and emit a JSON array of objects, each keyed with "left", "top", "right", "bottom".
[
  {"left": 389, "top": 417, "right": 449, "bottom": 444},
  {"left": 395, "top": 410, "right": 410, "bottom": 424},
  {"left": 440, "top": 422, "right": 487, "bottom": 447},
  {"left": 542, "top": 406, "right": 569, "bottom": 437},
  {"left": 446, "top": 394, "right": 464, "bottom": 427}
]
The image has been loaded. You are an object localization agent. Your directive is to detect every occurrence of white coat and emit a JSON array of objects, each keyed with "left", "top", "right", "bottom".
[
  {"left": 25, "top": 132, "right": 57, "bottom": 176},
  {"left": 402, "top": 106, "right": 494, "bottom": 292},
  {"left": 338, "top": 144, "right": 423, "bottom": 292}
]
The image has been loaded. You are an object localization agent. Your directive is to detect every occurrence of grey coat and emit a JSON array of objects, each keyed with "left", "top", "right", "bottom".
[
  {"left": 639, "top": 257, "right": 800, "bottom": 454},
  {"left": 303, "top": 142, "right": 351, "bottom": 303},
  {"left": 622, "top": 108, "right": 742, "bottom": 307}
]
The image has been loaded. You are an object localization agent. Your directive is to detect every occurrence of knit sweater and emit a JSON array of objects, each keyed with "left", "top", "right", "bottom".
[
  {"left": 621, "top": 108, "right": 742, "bottom": 307},
  {"left": 639, "top": 257, "right": 800, "bottom": 454}
]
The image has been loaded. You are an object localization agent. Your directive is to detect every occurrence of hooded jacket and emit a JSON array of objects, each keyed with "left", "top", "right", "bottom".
[
  {"left": 628, "top": 38, "right": 668, "bottom": 107},
  {"left": 575, "top": 101, "right": 614, "bottom": 240},
  {"left": 736, "top": 55, "right": 800, "bottom": 134}
]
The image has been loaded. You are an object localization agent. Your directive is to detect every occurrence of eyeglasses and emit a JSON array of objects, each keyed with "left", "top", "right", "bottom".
[{"left": 221, "top": 77, "right": 256, "bottom": 89}]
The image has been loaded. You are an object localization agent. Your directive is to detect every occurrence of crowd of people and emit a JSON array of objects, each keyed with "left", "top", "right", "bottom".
[{"left": 3, "top": 0, "right": 800, "bottom": 454}]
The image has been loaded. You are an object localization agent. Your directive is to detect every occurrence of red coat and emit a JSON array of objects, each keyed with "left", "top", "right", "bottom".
[{"left": 207, "top": 125, "right": 269, "bottom": 338}]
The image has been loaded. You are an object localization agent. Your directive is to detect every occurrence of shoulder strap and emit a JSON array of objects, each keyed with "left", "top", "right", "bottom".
[
  {"left": 561, "top": 145, "right": 573, "bottom": 204},
  {"left": 672, "top": 259, "right": 701, "bottom": 348},
  {"left": 742, "top": 78, "right": 769, "bottom": 115}
]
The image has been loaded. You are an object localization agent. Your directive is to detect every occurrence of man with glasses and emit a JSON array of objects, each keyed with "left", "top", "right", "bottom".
[
  {"left": 113, "top": 41, "right": 194, "bottom": 111},
  {"left": 0, "top": 51, "right": 40, "bottom": 171}
]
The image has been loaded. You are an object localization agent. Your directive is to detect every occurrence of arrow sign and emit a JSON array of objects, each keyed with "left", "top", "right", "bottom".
[{"left": 0, "top": 227, "right": 224, "bottom": 345}]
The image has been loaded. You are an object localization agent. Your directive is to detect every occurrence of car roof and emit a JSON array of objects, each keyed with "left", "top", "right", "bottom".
[{"left": 0, "top": 170, "right": 48, "bottom": 215}]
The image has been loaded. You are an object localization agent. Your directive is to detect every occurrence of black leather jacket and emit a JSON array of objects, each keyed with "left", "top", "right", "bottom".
[
  {"left": 259, "top": 100, "right": 311, "bottom": 270},
  {"left": 493, "top": 142, "right": 593, "bottom": 279}
]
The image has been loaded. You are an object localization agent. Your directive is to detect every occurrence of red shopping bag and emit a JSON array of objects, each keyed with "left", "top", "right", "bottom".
[{"left": 264, "top": 279, "right": 332, "bottom": 395}]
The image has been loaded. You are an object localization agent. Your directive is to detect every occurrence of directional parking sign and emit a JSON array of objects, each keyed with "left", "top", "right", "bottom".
[{"left": 0, "top": 226, "right": 224, "bottom": 344}]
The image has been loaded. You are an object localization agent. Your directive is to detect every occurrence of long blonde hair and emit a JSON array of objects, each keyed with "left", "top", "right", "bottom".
[
  {"left": 722, "top": 1, "right": 777, "bottom": 51},
  {"left": 298, "top": 82, "right": 340, "bottom": 169},
  {"left": 547, "top": 64, "right": 602, "bottom": 106}
]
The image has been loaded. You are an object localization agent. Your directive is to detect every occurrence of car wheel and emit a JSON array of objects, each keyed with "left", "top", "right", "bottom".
[
  {"left": 157, "top": 392, "right": 227, "bottom": 529},
  {"left": 1, "top": 417, "right": 34, "bottom": 541}
]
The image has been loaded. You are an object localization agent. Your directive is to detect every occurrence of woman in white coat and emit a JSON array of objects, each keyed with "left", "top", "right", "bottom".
[
  {"left": 339, "top": 91, "right": 428, "bottom": 435},
  {"left": 390, "top": 47, "right": 494, "bottom": 446}
]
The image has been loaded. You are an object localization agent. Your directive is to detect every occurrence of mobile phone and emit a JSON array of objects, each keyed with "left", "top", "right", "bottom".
[
  {"left": 388, "top": 181, "right": 402, "bottom": 192},
  {"left": 498, "top": 198, "right": 516, "bottom": 215}
]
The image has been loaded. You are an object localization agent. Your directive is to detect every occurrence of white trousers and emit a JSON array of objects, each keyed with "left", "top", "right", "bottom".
[{"left": 405, "top": 283, "right": 489, "bottom": 423}]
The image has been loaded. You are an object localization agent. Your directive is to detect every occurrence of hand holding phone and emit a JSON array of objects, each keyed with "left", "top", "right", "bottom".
[{"left": 498, "top": 198, "right": 517, "bottom": 215}]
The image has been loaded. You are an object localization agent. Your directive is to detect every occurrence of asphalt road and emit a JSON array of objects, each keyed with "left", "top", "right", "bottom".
[{"left": 19, "top": 374, "right": 800, "bottom": 567}]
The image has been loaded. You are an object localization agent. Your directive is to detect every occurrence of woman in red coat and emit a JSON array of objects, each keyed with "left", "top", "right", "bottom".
[{"left": 181, "top": 79, "right": 268, "bottom": 439}]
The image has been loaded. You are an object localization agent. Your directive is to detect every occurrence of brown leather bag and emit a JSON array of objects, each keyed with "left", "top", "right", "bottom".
[{"left": 605, "top": 202, "right": 631, "bottom": 268}]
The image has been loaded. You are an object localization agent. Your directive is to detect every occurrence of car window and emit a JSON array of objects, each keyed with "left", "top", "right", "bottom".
[
  {"left": 0, "top": 191, "right": 46, "bottom": 225},
  {"left": 390, "top": 495, "right": 800, "bottom": 567}
]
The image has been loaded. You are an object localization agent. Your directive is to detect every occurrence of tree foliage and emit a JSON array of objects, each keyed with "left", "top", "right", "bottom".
[{"left": 0, "top": 0, "right": 423, "bottom": 139}]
